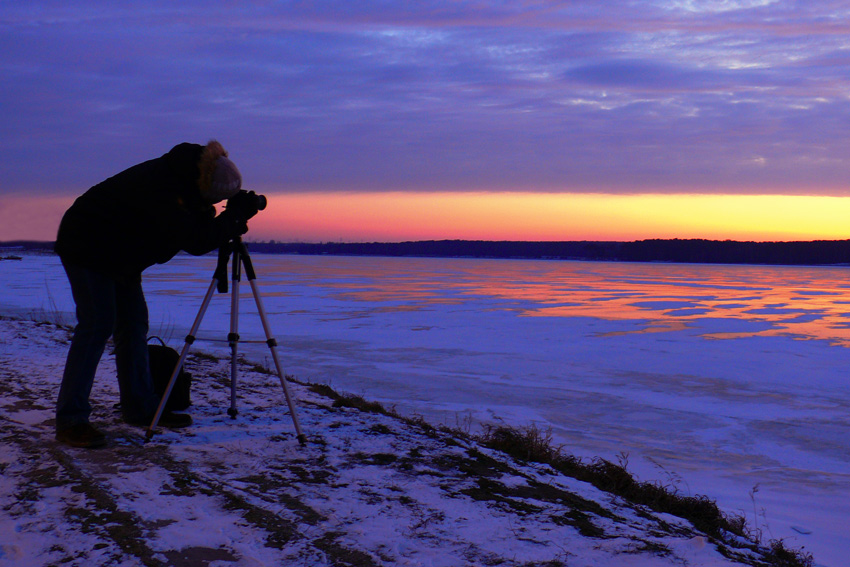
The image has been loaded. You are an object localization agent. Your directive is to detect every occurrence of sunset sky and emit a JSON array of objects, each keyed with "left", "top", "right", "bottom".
[{"left": 3, "top": 2, "right": 850, "bottom": 242}]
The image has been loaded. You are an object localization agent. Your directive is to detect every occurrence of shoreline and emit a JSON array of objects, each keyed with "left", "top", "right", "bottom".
[{"left": 5, "top": 238, "right": 850, "bottom": 268}]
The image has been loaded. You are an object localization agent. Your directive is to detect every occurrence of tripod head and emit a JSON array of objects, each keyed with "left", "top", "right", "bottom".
[{"left": 215, "top": 237, "right": 257, "bottom": 293}]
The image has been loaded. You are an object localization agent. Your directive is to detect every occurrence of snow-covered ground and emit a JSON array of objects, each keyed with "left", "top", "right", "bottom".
[
  {"left": 2, "top": 251, "right": 847, "bottom": 565},
  {"left": 0, "top": 316, "right": 803, "bottom": 566}
]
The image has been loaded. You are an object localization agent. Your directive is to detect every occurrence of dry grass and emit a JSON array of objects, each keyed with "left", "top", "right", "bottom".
[
  {"left": 298, "top": 378, "right": 814, "bottom": 567},
  {"left": 478, "top": 424, "right": 813, "bottom": 567}
]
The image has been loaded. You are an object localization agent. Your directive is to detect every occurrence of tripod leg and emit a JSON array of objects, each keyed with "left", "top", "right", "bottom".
[
  {"left": 146, "top": 278, "right": 218, "bottom": 440},
  {"left": 247, "top": 277, "right": 307, "bottom": 446},
  {"left": 228, "top": 265, "right": 241, "bottom": 419}
]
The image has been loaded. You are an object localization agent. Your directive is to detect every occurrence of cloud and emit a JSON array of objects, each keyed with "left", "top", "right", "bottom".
[
  {"left": 566, "top": 59, "right": 736, "bottom": 91},
  {"left": 2, "top": 1, "right": 850, "bottom": 198},
  {"left": 658, "top": 0, "right": 780, "bottom": 15}
]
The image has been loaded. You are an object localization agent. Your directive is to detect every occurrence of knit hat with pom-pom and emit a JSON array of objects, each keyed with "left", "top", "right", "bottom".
[
  {"left": 198, "top": 140, "right": 242, "bottom": 203},
  {"left": 208, "top": 156, "right": 242, "bottom": 202}
]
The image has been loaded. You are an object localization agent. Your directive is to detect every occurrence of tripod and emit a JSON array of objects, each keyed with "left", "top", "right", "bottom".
[{"left": 145, "top": 237, "right": 306, "bottom": 445}]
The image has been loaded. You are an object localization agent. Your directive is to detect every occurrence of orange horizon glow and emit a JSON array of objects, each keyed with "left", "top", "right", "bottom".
[
  {"left": 5, "top": 191, "right": 850, "bottom": 243},
  {"left": 244, "top": 191, "right": 850, "bottom": 243}
]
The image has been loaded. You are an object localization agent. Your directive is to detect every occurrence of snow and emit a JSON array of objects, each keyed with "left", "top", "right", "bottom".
[
  {"left": 2, "top": 251, "right": 847, "bottom": 566},
  {"left": 1, "top": 318, "right": 774, "bottom": 567}
]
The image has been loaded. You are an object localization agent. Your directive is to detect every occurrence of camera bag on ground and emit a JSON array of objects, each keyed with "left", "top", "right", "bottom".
[{"left": 147, "top": 336, "right": 192, "bottom": 412}]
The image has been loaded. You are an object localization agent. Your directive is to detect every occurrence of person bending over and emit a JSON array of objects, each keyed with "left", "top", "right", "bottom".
[{"left": 54, "top": 140, "right": 259, "bottom": 448}]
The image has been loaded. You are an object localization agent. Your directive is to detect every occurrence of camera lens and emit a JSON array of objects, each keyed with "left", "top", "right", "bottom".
[{"left": 257, "top": 194, "right": 267, "bottom": 210}]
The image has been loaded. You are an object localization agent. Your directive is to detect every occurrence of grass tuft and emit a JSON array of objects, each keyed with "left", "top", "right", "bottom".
[
  {"left": 332, "top": 394, "right": 392, "bottom": 416},
  {"left": 480, "top": 424, "right": 571, "bottom": 465},
  {"left": 762, "top": 540, "right": 814, "bottom": 567}
]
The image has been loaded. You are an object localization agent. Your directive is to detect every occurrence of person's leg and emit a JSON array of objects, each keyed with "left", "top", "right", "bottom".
[
  {"left": 56, "top": 262, "right": 116, "bottom": 432},
  {"left": 113, "top": 277, "right": 158, "bottom": 423}
]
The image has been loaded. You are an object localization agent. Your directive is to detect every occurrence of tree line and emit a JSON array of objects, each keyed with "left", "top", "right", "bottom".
[
  {"left": 6, "top": 239, "right": 850, "bottom": 266},
  {"left": 246, "top": 239, "right": 850, "bottom": 266}
]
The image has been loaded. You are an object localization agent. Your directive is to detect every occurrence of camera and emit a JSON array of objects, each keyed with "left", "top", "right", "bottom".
[{"left": 226, "top": 190, "right": 267, "bottom": 221}]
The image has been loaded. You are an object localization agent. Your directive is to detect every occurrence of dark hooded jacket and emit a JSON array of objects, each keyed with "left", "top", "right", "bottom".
[{"left": 55, "top": 142, "right": 242, "bottom": 281}]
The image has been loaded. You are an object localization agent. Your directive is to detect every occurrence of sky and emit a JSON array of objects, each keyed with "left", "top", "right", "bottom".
[{"left": 2, "top": 1, "right": 850, "bottom": 242}]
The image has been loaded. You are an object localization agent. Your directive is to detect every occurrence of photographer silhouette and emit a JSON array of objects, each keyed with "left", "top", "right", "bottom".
[{"left": 54, "top": 140, "right": 248, "bottom": 448}]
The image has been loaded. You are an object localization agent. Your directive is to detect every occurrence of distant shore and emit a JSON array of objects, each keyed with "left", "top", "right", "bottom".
[{"left": 4, "top": 238, "right": 850, "bottom": 266}]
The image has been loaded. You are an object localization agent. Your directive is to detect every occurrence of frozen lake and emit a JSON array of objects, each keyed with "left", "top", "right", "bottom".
[{"left": 2, "top": 251, "right": 848, "bottom": 565}]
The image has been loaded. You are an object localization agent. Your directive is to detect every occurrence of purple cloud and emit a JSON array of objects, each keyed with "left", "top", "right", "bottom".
[{"left": 2, "top": 1, "right": 850, "bottom": 196}]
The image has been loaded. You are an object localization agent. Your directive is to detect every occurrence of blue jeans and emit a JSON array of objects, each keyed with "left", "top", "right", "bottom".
[{"left": 56, "top": 261, "right": 158, "bottom": 430}]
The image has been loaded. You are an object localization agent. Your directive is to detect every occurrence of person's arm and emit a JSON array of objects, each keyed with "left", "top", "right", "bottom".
[{"left": 175, "top": 206, "right": 249, "bottom": 256}]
